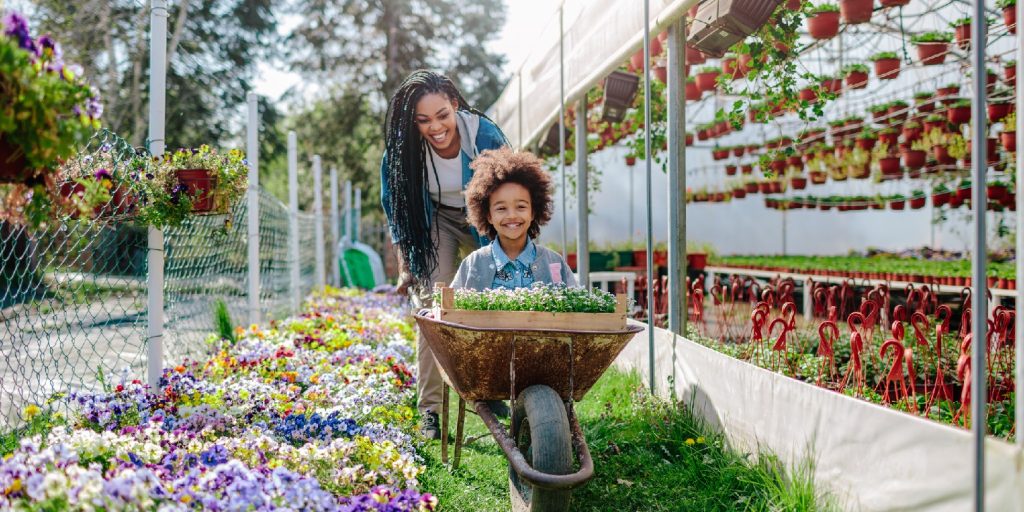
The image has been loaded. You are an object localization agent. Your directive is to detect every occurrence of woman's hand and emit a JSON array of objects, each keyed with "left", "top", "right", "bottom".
[{"left": 395, "top": 248, "right": 416, "bottom": 295}]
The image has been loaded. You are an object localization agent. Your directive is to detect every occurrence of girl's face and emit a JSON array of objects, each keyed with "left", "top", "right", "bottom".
[
  {"left": 487, "top": 182, "right": 533, "bottom": 243},
  {"left": 415, "top": 93, "right": 460, "bottom": 156}
]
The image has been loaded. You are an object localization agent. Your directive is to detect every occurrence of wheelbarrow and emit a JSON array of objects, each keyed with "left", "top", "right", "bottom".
[{"left": 415, "top": 311, "right": 643, "bottom": 512}]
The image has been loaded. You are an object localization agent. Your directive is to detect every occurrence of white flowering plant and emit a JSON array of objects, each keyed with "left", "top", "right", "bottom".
[{"left": 438, "top": 283, "right": 619, "bottom": 313}]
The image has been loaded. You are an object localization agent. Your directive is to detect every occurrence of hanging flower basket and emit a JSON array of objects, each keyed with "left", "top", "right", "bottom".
[
  {"left": 839, "top": 0, "right": 874, "bottom": 24},
  {"left": 909, "top": 196, "right": 927, "bottom": 209},
  {"left": 872, "top": 56, "right": 901, "bottom": 80},
  {"left": 947, "top": 102, "right": 972, "bottom": 124},
  {"left": 1001, "top": 131, "right": 1016, "bottom": 152},
  {"left": 741, "top": 164, "right": 754, "bottom": 174},
  {"left": 953, "top": 20, "right": 971, "bottom": 49},
  {"left": 175, "top": 168, "right": 220, "bottom": 213},
  {"left": 912, "top": 33, "right": 953, "bottom": 65},
  {"left": 902, "top": 149, "right": 927, "bottom": 169},
  {"left": 846, "top": 69, "right": 869, "bottom": 89},
  {"left": 807, "top": 7, "right": 841, "bottom": 40},
  {"left": 1004, "top": 3, "right": 1017, "bottom": 34}
]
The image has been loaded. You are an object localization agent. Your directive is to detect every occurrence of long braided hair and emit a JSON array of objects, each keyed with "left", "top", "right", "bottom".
[{"left": 383, "top": 70, "right": 490, "bottom": 283}]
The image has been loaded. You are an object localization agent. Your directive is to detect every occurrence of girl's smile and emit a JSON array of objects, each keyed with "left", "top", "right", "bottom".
[{"left": 487, "top": 182, "right": 534, "bottom": 258}]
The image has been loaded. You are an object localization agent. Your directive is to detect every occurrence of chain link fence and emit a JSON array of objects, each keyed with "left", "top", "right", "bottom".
[{"left": 0, "top": 135, "right": 336, "bottom": 431}]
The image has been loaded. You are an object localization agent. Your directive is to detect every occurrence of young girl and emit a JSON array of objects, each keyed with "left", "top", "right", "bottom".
[{"left": 451, "top": 147, "right": 577, "bottom": 290}]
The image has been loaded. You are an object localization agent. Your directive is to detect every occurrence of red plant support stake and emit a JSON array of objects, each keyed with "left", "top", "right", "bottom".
[
  {"left": 911, "top": 312, "right": 933, "bottom": 396},
  {"left": 951, "top": 335, "right": 973, "bottom": 427},
  {"left": 879, "top": 333, "right": 911, "bottom": 408},
  {"left": 817, "top": 321, "right": 839, "bottom": 385},
  {"left": 927, "top": 305, "right": 954, "bottom": 411}
]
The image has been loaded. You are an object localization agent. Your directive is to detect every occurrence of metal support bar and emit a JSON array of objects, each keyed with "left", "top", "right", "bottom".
[
  {"left": 1015, "top": 0, "right": 1023, "bottom": 454},
  {"left": 287, "top": 132, "right": 300, "bottom": 310},
  {"left": 329, "top": 166, "right": 341, "bottom": 287},
  {"left": 246, "top": 92, "right": 261, "bottom": 325},
  {"left": 354, "top": 189, "right": 362, "bottom": 244},
  {"left": 146, "top": 0, "right": 168, "bottom": 388},
  {"left": 345, "top": 180, "right": 353, "bottom": 241},
  {"left": 576, "top": 97, "right": 589, "bottom": 287},
  {"left": 969, "top": 2, "right": 988, "bottom": 509},
  {"left": 643, "top": 0, "right": 655, "bottom": 393},
  {"left": 558, "top": 6, "right": 568, "bottom": 260},
  {"left": 667, "top": 18, "right": 686, "bottom": 336},
  {"left": 313, "top": 156, "right": 326, "bottom": 289}
]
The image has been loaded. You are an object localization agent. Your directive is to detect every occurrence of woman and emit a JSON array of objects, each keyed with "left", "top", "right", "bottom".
[{"left": 380, "top": 70, "right": 507, "bottom": 439}]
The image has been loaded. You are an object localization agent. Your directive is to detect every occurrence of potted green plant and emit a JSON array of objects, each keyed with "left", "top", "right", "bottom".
[
  {"left": 685, "top": 76, "right": 701, "bottom": 101},
  {"left": 911, "top": 32, "right": 953, "bottom": 66},
  {"left": 987, "top": 180, "right": 1009, "bottom": 202},
  {"left": 938, "top": 83, "right": 961, "bottom": 103},
  {"left": 913, "top": 91, "right": 936, "bottom": 113},
  {"left": 878, "top": 127, "right": 899, "bottom": 146},
  {"left": 951, "top": 17, "right": 972, "bottom": 49},
  {"left": 695, "top": 66, "right": 721, "bottom": 93},
  {"left": 867, "top": 103, "right": 890, "bottom": 122},
  {"left": 136, "top": 145, "right": 248, "bottom": 227},
  {"left": 840, "top": 0, "right": 874, "bottom": 24},
  {"left": 843, "top": 63, "right": 870, "bottom": 89},
  {"left": 1001, "top": 112, "right": 1016, "bottom": 152},
  {"left": 932, "top": 182, "right": 952, "bottom": 206},
  {"left": 869, "top": 51, "right": 901, "bottom": 79},
  {"left": 902, "top": 120, "right": 923, "bottom": 142},
  {"left": 1006, "top": 60, "right": 1017, "bottom": 86},
  {"left": 807, "top": 4, "right": 841, "bottom": 40},
  {"left": 946, "top": 98, "right": 973, "bottom": 125},
  {"left": 889, "top": 193, "right": 907, "bottom": 210},
  {"left": 856, "top": 129, "right": 878, "bottom": 151},
  {"left": 887, "top": 100, "right": 910, "bottom": 123},
  {"left": 712, "top": 145, "right": 730, "bottom": 160},
  {"left": 997, "top": 0, "right": 1016, "bottom": 34},
  {"left": 909, "top": 190, "right": 927, "bottom": 209},
  {"left": 987, "top": 87, "right": 1013, "bottom": 122}
]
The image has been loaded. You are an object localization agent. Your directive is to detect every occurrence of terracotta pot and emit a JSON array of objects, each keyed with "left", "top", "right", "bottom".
[
  {"left": 890, "top": 200, "right": 906, "bottom": 210},
  {"left": 947, "top": 105, "right": 971, "bottom": 124},
  {"left": 924, "top": 118, "right": 948, "bottom": 133},
  {"left": 685, "top": 133, "right": 695, "bottom": 146},
  {"left": 733, "top": 188, "right": 747, "bottom": 198},
  {"left": 653, "top": 65, "right": 668, "bottom": 83},
  {"left": 790, "top": 177, "right": 808, "bottom": 190},
  {"left": 956, "top": 186, "right": 972, "bottom": 201},
  {"left": 175, "top": 168, "right": 218, "bottom": 213},
  {"left": 1001, "top": 131, "right": 1016, "bottom": 152},
  {"left": 629, "top": 49, "right": 644, "bottom": 71},
  {"left": 697, "top": 130, "right": 710, "bottom": 141},
  {"left": 879, "top": 156, "right": 902, "bottom": 176},
  {"left": 934, "top": 146, "right": 956, "bottom": 165},
  {"left": 931, "top": 191, "right": 951, "bottom": 206},
  {"left": 987, "top": 102, "right": 1012, "bottom": 122},
  {"left": 745, "top": 182, "right": 759, "bottom": 193},
  {"left": 799, "top": 87, "right": 818, "bottom": 102},
  {"left": 785, "top": 0, "right": 802, "bottom": 9},
  {"left": 787, "top": 156, "right": 804, "bottom": 169},
  {"left": 840, "top": 0, "right": 874, "bottom": 24},
  {"left": 880, "top": 0, "right": 910, "bottom": 6},
  {"left": 887, "top": 105, "right": 909, "bottom": 123},
  {"left": 807, "top": 11, "right": 841, "bottom": 40},
  {"left": 725, "top": 165, "right": 738, "bottom": 176},
  {"left": 625, "top": 155, "right": 637, "bottom": 166},
  {"left": 696, "top": 71, "right": 720, "bottom": 92},
  {"left": 1006, "top": 63, "right": 1017, "bottom": 86},
  {"left": 879, "top": 131, "right": 899, "bottom": 146},
  {"left": 686, "top": 45, "right": 707, "bottom": 65},
  {"left": 909, "top": 196, "right": 927, "bottom": 209},
  {"left": 822, "top": 78, "right": 843, "bottom": 95},
  {"left": 1005, "top": 6, "right": 1017, "bottom": 35},
  {"left": 950, "top": 21, "right": 973, "bottom": 50},
  {"left": 741, "top": 164, "right": 754, "bottom": 174},
  {"left": 937, "top": 85, "right": 960, "bottom": 99},
  {"left": 758, "top": 182, "right": 772, "bottom": 193},
  {"left": 686, "top": 81, "right": 702, "bottom": 101},
  {"left": 916, "top": 43, "right": 949, "bottom": 66},
  {"left": 846, "top": 70, "right": 869, "bottom": 89},
  {"left": 855, "top": 138, "right": 876, "bottom": 151},
  {"left": 902, "top": 149, "right": 927, "bottom": 169},
  {"left": 987, "top": 184, "right": 1009, "bottom": 201},
  {"left": 915, "top": 100, "right": 935, "bottom": 113},
  {"left": 770, "top": 159, "right": 787, "bottom": 174},
  {"left": 902, "top": 125, "right": 923, "bottom": 141},
  {"left": 810, "top": 171, "right": 828, "bottom": 184},
  {"left": 874, "top": 58, "right": 901, "bottom": 80}
]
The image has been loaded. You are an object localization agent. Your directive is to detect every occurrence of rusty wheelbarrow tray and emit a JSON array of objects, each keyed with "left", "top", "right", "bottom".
[{"left": 414, "top": 311, "right": 643, "bottom": 511}]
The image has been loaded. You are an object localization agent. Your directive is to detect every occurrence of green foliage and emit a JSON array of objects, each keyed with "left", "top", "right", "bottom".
[
  {"left": 869, "top": 51, "right": 899, "bottom": 61},
  {"left": 911, "top": 32, "right": 954, "bottom": 44},
  {"left": 213, "top": 299, "right": 237, "bottom": 344},
  {"left": 951, "top": 17, "right": 972, "bottom": 27},
  {"left": 997, "top": 0, "right": 1016, "bottom": 8},
  {"left": 842, "top": 63, "right": 869, "bottom": 74},
  {"left": 440, "top": 283, "right": 619, "bottom": 313},
  {"left": 810, "top": 3, "right": 840, "bottom": 13}
]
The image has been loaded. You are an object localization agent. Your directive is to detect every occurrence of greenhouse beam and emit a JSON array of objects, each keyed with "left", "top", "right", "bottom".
[
  {"left": 247, "top": 92, "right": 261, "bottom": 325},
  {"left": 667, "top": 18, "right": 686, "bottom": 337},
  {"left": 558, "top": 6, "right": 568, "bottom": 262},
  {"left": 644, "top": 0, "right": 656, "bottom": 394},
  {"left": 1017, "top": 0, "right": 1024, "bottom": 453},
  {"left": 146, "top": 0, "right": 168, "bottom": 389},
  {"left": 330, "top": 166, "right": 341, "bottom": 287},
  {"left": 576, "top": 96, "right": 590, "bottom": 288},
  {"left": 969, "top": 0, "right": 988, "bottom": 509}
]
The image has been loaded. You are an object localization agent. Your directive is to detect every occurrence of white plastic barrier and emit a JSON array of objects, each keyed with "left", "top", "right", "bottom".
[{"left": 613, "top": 323, "right": 1024, "bottom": 511}]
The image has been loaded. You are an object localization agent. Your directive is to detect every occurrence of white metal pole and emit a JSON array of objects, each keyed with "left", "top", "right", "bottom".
[
  {"left": 643, "top": 0, "right": 655, "bottom": 393},
  {"left": 329, "top": 166, "right": 341, "bottom": 287},
  {"left": 969, "top": 1, "right": 988, "bottom": 509},
  {"left": 558, "top": 6, "right": 568, "bottom": 260},
  {"left": 576, "top": 97, "right": 589, "bottom": 287},
  {"left": 146, "top": 0, "right": 168, "bottom": 389},
  {"left": 667, "top": 18, "right": 686, "bottom": 336},
  {"left": 313, "top": 156, "right": 326, "bottom": 289},
  {"left": 354, "top": 189, "right": 362, "bottom": 244},
  {"left": 287, "top": 132, "right": 300, "bottom": 311},
  {"left": 246, "top": 92, "right": 261, "bottom": 325},
  {"left": 345, "top": 180, "right": 353, "bottom": 241},
  {"left": 1016, "top": 0, "right": 1023, "bottom": 452}
]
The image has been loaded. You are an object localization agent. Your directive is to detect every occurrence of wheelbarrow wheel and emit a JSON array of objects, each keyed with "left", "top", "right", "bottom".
[{"left": 509, "top": 385, "right": 572, "bottom": 512}]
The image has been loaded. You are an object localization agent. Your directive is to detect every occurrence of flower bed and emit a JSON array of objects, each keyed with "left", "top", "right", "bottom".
[
  {"left": 0, "top": 289, "right": 438, "bottom": 511},
  {"left": 711, "top": 254, "right": 1017, "bottom": 284}
]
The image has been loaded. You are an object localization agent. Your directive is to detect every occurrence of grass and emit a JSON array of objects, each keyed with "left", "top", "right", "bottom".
[{"left": 418, "top": 369, "right": 835, "bottom": 511}]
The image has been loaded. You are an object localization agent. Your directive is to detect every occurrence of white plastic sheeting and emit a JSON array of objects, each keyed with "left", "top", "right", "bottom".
[
  {"left": 613, "top": 324, "right": 1024, "bottom": 511},
  {"left": 489, "top": 0, "right": 695, "bottom": 149}
]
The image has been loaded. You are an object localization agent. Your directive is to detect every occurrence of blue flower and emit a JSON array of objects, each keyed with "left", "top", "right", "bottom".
[
  {"left": 199, "top": 444, "right": 229, "bottom": 467},
  {"left": 3, "top": 12, "right": 36, "bottom": 55}
]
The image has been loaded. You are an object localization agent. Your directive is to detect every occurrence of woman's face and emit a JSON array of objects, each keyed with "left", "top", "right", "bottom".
[
  {"left": 415, "top": 93, "right": 460, "bottom": 156},
  {"left": 487, "top": 182, "right": 534, "bottom": 244}
]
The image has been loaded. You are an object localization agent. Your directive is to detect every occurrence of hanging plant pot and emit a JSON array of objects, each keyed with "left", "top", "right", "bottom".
[
  {"left": 880, "top": 0, "right": 910, "bottom": 5},
  {"left": 686, "top": 80, "right": 702, "bottom": 101},
  {"left": 807, "top": 11, "right": 841, "bottom": 40},
  {"left": 968, "top": 137, "right": 1000, "bottom": 164},
  {"left": 879, "top": 156, "right": 902, "bottom": 176},
  {"left": 822, "top": 78, "right": 843, "bottom": 95},
  {"left": 175, "top": 168, "right": 219, "bottom": 213},
  {"left": 902, "top": 149, "right": 927, "bottom": 169},
  {"left": 954, "top": 23, "right": 971, "bottom": 49},
  {"left": 712, "top": 148, "right": 730, "bottom": 160},
  {"left": 686, "top": 46, "right": 707, "bottom": 65},
  {"left": 629, "top": 49, "right": 644, "bottom": 71},
  {"left": 938, "top": 85, "right": 961, "bottom": 102},
  {"left": 887, "top": 104, "right": 909, "bottom": 123},
  {"left": 790, "top": 176, "right": 808, "bottom": 190},
  {"left": 653, "top": 65, "right": 668, "bottom": 84},
  {"left": 787, "top": 156, "right": 804, "bottom": 169},
  {"left": 956, "top": 186, "right": 972, "bottom": 201},
  {"left": 987, "top": 184, "right": 1009, "bottom": 201},
  {"left": 799, "top": 87, "right": 818, "bottom": 102},
  {"left": 916, "top": 43, "right": 949, "bottom": 66},
  {"left": 932, "top": 191, "right": 951, "bottom": 206},
  {"left": 934, "top": 146, "right": 956, "bottom": 165},
  {"left": 770, "top": 159, "right": 787, "bottom": 174},
  {"left": 810, "top": 170, "right": 828, "bottom": 184},
  {"left": 924, "top": 118, "right": 948, "bottom": 133},
  {"left": 987, "top": 102, "right": 1013, "bottom": 122},
  {"left": 725, "top": 164, "right": 738, "bottom": 176},
  {"left": 757, "top": 182, "right": 773, "bottom": 194},
  {"left": 856, "top": 137, "right": 877, "bottom": 151},
  {"left": 915, "top": 99, "right": 935, "bottom": 113},
  {"left": 733, "top": 187, "right": 747, "bottom": 198},
  {"left": 947, "top": 104, "right": 972, "bottom": 124},
  {"left": 686, "top": 133, "right": 695, "bottom": 146},
  {"left": 732, "top": 146, "right": 746, "bottom": 157},
  {"left": 839, "top": 0, "right": 874, "bottom": 24},
  {"left": 738, "top": 53, "right": 754, "bottom": 76},
  {"left": 874, "top": 58, "right": 901, "bottom": 80},
  {"left": 695, "top": 70, "right": 721, "bottom": 92},
  {"left": 890, "top": 199, "right": 906, "bottom": 210},
  {"left": 1006, "top": 62, "right": 1017, "bottom": 86},
  {"left": 625, "top": 155, "right": 637, "bottom": 166},
  {"left": 771, "top": 181, "right": 783, "bottom": 193},
  {"left": 1005, "top": 6, "right": 1017, "bottom": 34},
  {"left": 909, "top": 196, "right": 927, "bottom": 209},
  {"left": 722, "top": 56, "right": 739, "bottom": 78},
  {"left": 741, "top": 164, "right": 754, "bottom": 174},
  {"left": 745, "top": 182, "right": 759, "bottom": 193},
  {"left": 846, "top": 70, "right": 869, "bottom": 89},
  {"left": 1001, "top": 131, "right": 1016, "bottom": 152},
  {"left": 902, "top": 125, "right": 923, "bottom": 142},
  {"left": 879, "top": 131, "right": 899, "bottom": 146}
]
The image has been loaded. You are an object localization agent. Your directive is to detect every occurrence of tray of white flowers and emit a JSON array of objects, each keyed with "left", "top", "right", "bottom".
[{"left": 413, "top": 284, "right": 643, "bottom": 512}]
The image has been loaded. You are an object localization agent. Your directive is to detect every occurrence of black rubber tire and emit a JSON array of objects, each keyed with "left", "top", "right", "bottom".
[{"left": 508, "top": 385, "right": 573, "bottom": 512}]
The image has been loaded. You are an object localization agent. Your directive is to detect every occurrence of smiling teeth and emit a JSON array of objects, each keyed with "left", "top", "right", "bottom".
[{"left": 432, "top": 132, "right": 446, "bottom": 141}]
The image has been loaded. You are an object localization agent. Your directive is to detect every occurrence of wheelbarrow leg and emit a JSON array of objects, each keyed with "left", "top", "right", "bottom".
[
  {"left": 453, "top": 397, "right": 466, "bottom": 469},
  {"left": 441, "top": 383, "right": 450, "bottom": 464}
]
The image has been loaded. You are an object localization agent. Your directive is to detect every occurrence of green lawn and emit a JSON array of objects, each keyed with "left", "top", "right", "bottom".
[{"left": 418, "top": 369, "right": 835, "bottom": 511}]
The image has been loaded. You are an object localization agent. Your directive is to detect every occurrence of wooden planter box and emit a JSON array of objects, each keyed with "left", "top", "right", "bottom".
[{"left": 434, "top": 287, "right": 629, "bottom": 331}]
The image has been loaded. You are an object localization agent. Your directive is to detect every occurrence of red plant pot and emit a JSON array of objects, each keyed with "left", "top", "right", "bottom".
[
  {"left": 629, "top": 49, "right": 644, "bottom": 72},
  {"left": 697, "top": 130, "right": 710, "bottom": 141},
  {"left": 653, "top": 65, "right": 668, "bottom": 84},
  {"left": 1002, "top": 131, "right": 1017, "bottom": 152},
  {"left": 954, "top": 23, "right": 971, "bottom": 49},
  {"left": 745, "top": 183, "right": 759, "bottom": 193},
  {"left": 1007, "top": 64, "right": 1017, "bottom": 86},
  {"left": 741, "top": 164, "right": 754, "bottom": 174},
  {"left": 790, "top": 177, "right": 808, "bottom": 190},
  {"left": 890, "top": 200, "right": 906, "bottom": 210},
  {"left": 687, "top": 45, "right": 707, "bottom": 65},
  {"left": 934, "top": 146, "right": 956, "bottom": 165},
  {"left": 879, "top": 131, "right": 899, "bottom": 146},
  {"left": 712, "top": 149, "right": 729, "bottom": 160},
  {"left": 855, "top": 138, "right": 876, "bottom": 151},
  {"left": 843, "top": 71, "right": 867, "bottom": 90},
  {"left": 175, "top": 168, "right": 218, "bottom": 213},
  {"left": 988, "top": 102, "right": 1013, "bottom": 122},
  {"left": 956, "top": 186, "right": 972, "bottom": 201},
  {"left": 696, "top": 71, "right": 720, "bottom": 92},
  {"left": 902, "top": 125, "right": 923, "bottom": 142},
  {"left": 924, "top": 119, "right": 948, "bottom": 133},
  {"left": 733, "top": 188, "right": 747, "bottom": 198},
  {"left": 916, "top": 43, "right": 949, "bottom": 66},
  {"left": 799, "top": 87, "right": 818, "bottom": 102},
  {"left": 947, "top": 105, "right": 972, "bottom": 125},
  {"left": 758, "top": 182, "right": 773, "bottom": 194},
  {"left": 937, "top": 85, "right": 960, "bottom": 99},
  {"left": 725, "top": 165, "right": 738, "bottom": 176},
  {"left": 902, "top": 149, "right": 927, "bottom": 169},
  {"left": 771, "top": 181, "right": 783, "bottom": 193},
  {"left": 880, "top": 0, "right": 910, "bottom": 6},
  {"left": 915, "top": 100, "right": 935, "bottom": 113},
  {"left": 909, "top": 197, "right": 927, "bottom": 209},
  {"left": 686, "top": 133, "right": 695, "bottom": 146},
  {"left": 987, "top": 184, "right": 1009, "bottom": 201},
  {"left": 685, "top": 81, "right": 701, "bottom": 101},
  {"left": 732, "top": 146, "right": 746, "bottom": 158},
  {"left": 840, "top": 0, "right": 874, "bottom": 24},
  {"left": 932, "top": 191, "right": 951, "bottom": 206},
  {"left": 770, "top": 159, "right": 787, "bottom": 174},
  {"left": 787, "top": 156, "right": 804, "bottom": 170},
  {"left": 722, "top": 57, "right": 739, "bottom": 78},
  {"left": 887, "top": 105, "right": 908, "bottom": 123},
  {"left": 1005, "top": 6, "right": 1017, "bottom": 35},
  {"left": 807, "top": 11, "right": 841, "bottom": 40},
  {"left": 879, "top": 156, "right": 902, "bottom": 176},
  {"left": 872, "top": 59, "right": 900, "bottom": 81},
  {"left": 810, "top": 171, "right": 827, "bottom": 184},
  {"left": 822, "top": 78, "right": 843, "bottom": 95},
  {"left": 625, "top": 155, "right": 637, "bottom": 166}
]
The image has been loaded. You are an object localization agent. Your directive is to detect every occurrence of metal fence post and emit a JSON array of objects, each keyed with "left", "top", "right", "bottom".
[
  {"left": 643, "top": 0, "right": 655, "bottom": 394},
  {"left": 353, "top": 189, "right": 362, "bottom": 244},
  {"left": 288, "top": 132, "right": 300, "bottom": 311},
  {"left": 1016, "top": 0, "right": 1023, "bottom": 454},
  {"left": 969, "top": 1, "right": 988, "bottom": 508},
  {"left": 146, "top": 0, "right": 168, "bottom": 388},
  {"left": 246, "top": 92, "right": 260, "bottom": 325},
  {"left": 667, "top": 18, "right": 687, "bottom": 336},
  {"left": 575, "top": 97, "right": 589, "bottom": 288},
  {"left": 329, "top": 166, "right": 341, "bottom": 286},
  {"left": 344, "top": 180, "right": 353, "bottom": 241},
  {"left": 313, "top": 156, "right": 326, "bottom": 289}
]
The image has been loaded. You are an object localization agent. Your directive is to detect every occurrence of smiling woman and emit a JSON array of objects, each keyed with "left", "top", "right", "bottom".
[{"left": 379, "top": 70, "right": 508, "bottom": 438}]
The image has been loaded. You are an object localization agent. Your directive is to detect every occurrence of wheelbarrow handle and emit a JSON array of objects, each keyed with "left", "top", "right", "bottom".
[{"left": 473, "top": 400, "right": 595, "bottom": 491}]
